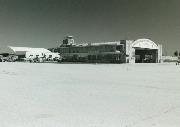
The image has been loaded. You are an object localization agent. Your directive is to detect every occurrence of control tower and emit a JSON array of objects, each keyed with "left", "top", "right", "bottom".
[{"left": 62, "top": 36, "right": 75, "bottom": 46}]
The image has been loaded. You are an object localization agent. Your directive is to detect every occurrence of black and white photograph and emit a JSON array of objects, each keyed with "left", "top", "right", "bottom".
[{"left": 0, "top": 0, "right": 180, "bottom": 126}]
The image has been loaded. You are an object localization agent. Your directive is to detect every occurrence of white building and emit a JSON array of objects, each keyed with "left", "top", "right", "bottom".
[{"left": 9, "top": 46, "right": 60, "bottom": 61}]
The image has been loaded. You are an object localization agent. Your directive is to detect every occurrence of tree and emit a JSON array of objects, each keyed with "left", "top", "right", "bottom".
[{"left": 174, "top": 51, "right": 178, "bottom": 57}]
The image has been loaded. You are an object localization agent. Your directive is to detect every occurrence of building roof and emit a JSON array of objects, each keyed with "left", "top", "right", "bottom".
[
  {"left": 76, "top": 41, "right": 122, "bottom": 47},
  {"left": 0, "top": 46, "right": 15, "bottom": 54},
  {"left": 9, "top": 46, "right": 51, "bottom": 53}
]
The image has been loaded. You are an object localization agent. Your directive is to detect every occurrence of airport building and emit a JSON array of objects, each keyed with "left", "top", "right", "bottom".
[{"left": 49, "top": 36, "right": 162, "bottom": 63}]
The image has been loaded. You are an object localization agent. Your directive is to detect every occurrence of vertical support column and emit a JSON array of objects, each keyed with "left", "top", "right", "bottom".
[
  {"left": 129, "top": 48, "right": 135, "bottom": 63},
  {"left": 158, "top": 44, "right": 163, "bottom": 63},
  {"left": 127, "top": 40, "right": 135, "bottom": 63}
]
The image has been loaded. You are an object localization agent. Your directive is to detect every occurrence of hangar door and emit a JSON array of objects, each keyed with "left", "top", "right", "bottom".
[
  {"left": 135, "top": 48, "right": 158, "bottom": 63},
  {"left": 132, "top": 39, "right": 159, "bottom": 63}
]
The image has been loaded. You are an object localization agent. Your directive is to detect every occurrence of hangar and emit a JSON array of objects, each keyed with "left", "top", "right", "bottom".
[
  {"left": 124, "top": 39, "right": 162, "bottom": 63},
  {"left": 133, "top": 39, "right": 159, "bottom": 63}
]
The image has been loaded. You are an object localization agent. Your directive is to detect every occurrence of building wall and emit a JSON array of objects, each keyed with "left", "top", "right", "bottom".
[
  {"left": 58, "top": 45, "right": 117, "bottom": 54},
  {"left": 120, "top": 40, "right": 135, "bottom": 63},
  {"left": 55, "top": 44, "right": 124, "bottom": 63}
]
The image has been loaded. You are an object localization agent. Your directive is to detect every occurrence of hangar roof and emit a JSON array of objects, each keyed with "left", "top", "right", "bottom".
[
  {"left": 9, "top": 46, "right": 51, "bottom": 53},
  {"left": 0, "top": 46, "right": 15, "bottom": 54},
  {"left": 132, "top": 39, "right": 158, "bottom": 49}
]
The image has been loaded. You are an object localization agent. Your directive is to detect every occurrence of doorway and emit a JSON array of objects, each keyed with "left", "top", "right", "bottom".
[{"left": 135, "top": 49, "right": 158, "bottom": 63}]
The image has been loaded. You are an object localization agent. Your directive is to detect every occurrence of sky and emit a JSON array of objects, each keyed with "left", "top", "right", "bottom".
[{"left": 0, "top": 0, "right": 179, "bottom": 55}]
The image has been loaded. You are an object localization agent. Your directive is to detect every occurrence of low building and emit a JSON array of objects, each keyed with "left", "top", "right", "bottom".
[
  {"left": 9, "top": 46, "right": 61, "bottom": 62},
  {"left": 49, "top": 37, "right": 163, "bottom": 63},
  {"left": 162, "top": 56, "right": 178, "bottom": 62}
]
